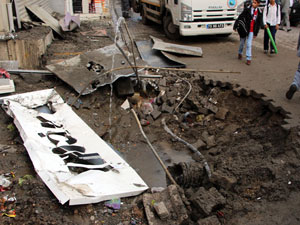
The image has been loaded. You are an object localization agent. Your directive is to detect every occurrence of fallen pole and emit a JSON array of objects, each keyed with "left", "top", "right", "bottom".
[
  {"left": 6, "top": 69, "right": 53, "bottom": 75},
  {"left": 131, "top": 109, "right": 178, "bottom": 186}
]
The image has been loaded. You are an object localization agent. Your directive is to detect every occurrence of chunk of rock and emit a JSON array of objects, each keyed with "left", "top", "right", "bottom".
[
  {"left": 151, "top": 109, "right": 162, "bottom": 120},
  {"left": 215, "top": 107, "right": 229, "bottom": 120},
  {"left": 197, "top": 216, "right": 221, "bottom": 225},
  {"left": 190, "top": 187, "right": 226, "bottom": 216},
  {"left": 143, "top": 185, "right": 189, "bottom": 225},
  {"left": 161, "top": 103, "right": 174, "bottom": 114},
  {"left": 210, "top": 171, "right": 237, "bottom": 191},
  {"left": 153, "top": 202, "right": 169, "bottom": 220},
  {"left": 193, "top": 139, "right": 206, "bottom": 150}
]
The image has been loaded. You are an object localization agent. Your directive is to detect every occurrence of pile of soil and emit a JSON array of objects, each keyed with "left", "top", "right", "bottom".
[{"left": 1, "top": 21, "right": 300, "bottom": 225}]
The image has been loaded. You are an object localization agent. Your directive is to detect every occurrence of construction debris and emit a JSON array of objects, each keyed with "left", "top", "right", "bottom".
[{"left": 0, "top": 89, "right": 148, "bottom": 205}]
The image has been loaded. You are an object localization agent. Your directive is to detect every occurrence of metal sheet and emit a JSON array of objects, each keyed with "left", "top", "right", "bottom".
[
  {"left": 0, "top": 89, "right": 148, "bottom": 205},
  {"left": 151, "top": 37, "right": 203, "bottom": 57},
  {"left": 46, "top": 44, "right": 145, "bottom": 95},
  {"left": 135, "top": 40, "right": 185, "bottom": 68}
]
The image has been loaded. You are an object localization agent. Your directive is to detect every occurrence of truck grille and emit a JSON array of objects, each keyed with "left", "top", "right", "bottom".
[{"left": 193, "top": 9, "right": 236, "bottom": 22}]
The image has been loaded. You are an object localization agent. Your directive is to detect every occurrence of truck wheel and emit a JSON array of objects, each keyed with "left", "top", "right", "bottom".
[
  {"left": 163, "top": 15, "right": 180, "bottom": 40},
  {"left": 141, "top": 4, "right": 149, "bottom": 25}
]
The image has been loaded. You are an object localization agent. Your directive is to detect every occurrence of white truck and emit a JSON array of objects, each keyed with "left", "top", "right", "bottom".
[{"left": 131, "top": 0, "right": 244, "bottom": 39}]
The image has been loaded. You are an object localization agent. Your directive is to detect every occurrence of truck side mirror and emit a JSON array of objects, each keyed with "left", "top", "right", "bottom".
[{"left": 174, "top": 0, "right": 178, "bottom": 4}]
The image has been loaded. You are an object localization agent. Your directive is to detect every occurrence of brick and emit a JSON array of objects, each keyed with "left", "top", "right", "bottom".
[{"left": 153, "top": 202, "right": 169, "bottom": 220}]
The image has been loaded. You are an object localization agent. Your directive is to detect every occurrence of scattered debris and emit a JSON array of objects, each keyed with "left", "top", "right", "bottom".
[
  {"left": 18, "top": 175, "right": 33, "bottom": 186},
  {"left": 121, "top": 99, "right": 130, "bottom": 110},
  {"left": 105, "top": 198, "right": 121, "bottom": 210},
  {"left": 143, "top": 185, "right": 189, "bottom": 225},
  {"left": 151, "top": 36, "right": 203, "bottom": 57},
  {"left": 135, "top": 40, "right": 185, "bottom": 68},
  {"left": 25, "top": 4, "right": 63, "bottom": 37},
  {"left": 59, "top": 12, "right": 80, "bottom": 32},
  {"left": 190, "top": 187, "right": 226, "bottom": 217},
  {"left": 0, "top": 89, "right": 148, "bottom": 205}
]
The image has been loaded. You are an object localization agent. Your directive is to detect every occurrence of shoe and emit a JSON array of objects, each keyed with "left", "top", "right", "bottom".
[
  {"left": 287, "top": 29, "right": 292, "bottom": 32},
  {"left": 264, "top": 50, "right": 268, "bottom": 54},
  {"left": 238, "top": 54, "right": 242, "bottom": 60},
  {"left": 279, "top": 27, "right": 284, "bottom": 31},
  {"left": 122, "top": 11, "right": 130, "bottom": 18},
  {"left": 270, "top": 50, "right": 275, "bottom": 54},
  {"left": 246, "top": 60, "right": 251, "bottom": 65},
  {"left": 286, "top": 84, "right": 297, "bottom": 100}
]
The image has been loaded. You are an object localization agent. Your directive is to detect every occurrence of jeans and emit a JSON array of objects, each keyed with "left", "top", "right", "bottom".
[
  {"left": 238, "top": 32, "right": 253, "bottom": 61},
  {"left": 264, "top": 25, "right": 277, "bottom": 51},
  {"left": 292, "top": 62, "right": 300, "bottom": 90}
]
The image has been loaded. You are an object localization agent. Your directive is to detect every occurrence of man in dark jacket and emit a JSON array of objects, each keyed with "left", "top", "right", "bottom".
[{"left": 234, "top": 0, "right": 262, "bottom": 65}]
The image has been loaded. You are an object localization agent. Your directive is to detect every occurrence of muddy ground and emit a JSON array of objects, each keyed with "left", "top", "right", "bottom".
[{"left": 1, "top": 18, "right": 300, "bottom": 225}]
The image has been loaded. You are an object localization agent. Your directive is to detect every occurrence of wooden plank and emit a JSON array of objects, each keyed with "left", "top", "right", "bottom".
[
  {"left": 14, "top": 0, "right": 54, "bottom": 23},
  {"left": 13, "top": 0, "right": 22, "bottom": 29},
  {"left": 0, "top": 1, "right": 9, "bottom": 32},
  {"left": 25, "top": 4, "right": 63, "bottom": 37}
]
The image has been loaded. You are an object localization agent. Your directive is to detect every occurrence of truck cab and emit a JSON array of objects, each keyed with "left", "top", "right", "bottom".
[{"left": 133, "top": 0, "right": 242, "bottom": 39}]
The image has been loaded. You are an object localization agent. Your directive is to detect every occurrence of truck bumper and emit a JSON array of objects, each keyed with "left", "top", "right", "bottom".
[{"left": 179, "top": 21, "right": 235, "bottom": 36}]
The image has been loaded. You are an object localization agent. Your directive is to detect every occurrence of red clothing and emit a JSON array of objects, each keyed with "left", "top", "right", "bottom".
[{"left": 250, "top": 9, "right": 258, "bottom": 32}]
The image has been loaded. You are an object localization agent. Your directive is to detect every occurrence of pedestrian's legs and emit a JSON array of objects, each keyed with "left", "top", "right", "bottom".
[
  {"left": 264, "top": 28, "right": 269, "bottom": 51},
  {"left": 280, "top": 12, "right": 285, "bottom": 29},
  {"left": 269, "top": 26, "right": 277, "bottom": 52},
  {"left": 286, "top": 62, "right": 300, "bottom": 99},
  {"left": 246, "top": 32, "right": 253, "bottom": 60},
  {"left": 292, "top": 62, "right": 300, "bottom": 90},
  {"left": 285, "top": 9, "right": 291, "bottom": 30},
  {"left": 121, "top": 0, "right": 131, "bottom": 18},
  {"left": 238, "top": 37, "right": 246, "bottom": 55}
]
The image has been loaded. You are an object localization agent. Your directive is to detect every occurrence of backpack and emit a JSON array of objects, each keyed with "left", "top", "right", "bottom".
[{"left": 236, "top": 16, "right": 248, "bottom": 38}]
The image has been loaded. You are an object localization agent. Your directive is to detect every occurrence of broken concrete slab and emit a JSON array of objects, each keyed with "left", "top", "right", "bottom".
[
  {"left": 151, "top": 36, "right": 203, "bottom": 57},
  {"left": 190, "top": 187, "right": 226, "bottom": 216},
  {"left": 0, "top": 89, "right": 148, "bottom": 205},
  {"left": 46, "top": 44, "right": 145, "bottom": 95},
  {"left": 135, "top": 39, "right": 185, "bottom": 68},
  {"left": 143, "top": 185, "right": 189, "bottom": 225}
]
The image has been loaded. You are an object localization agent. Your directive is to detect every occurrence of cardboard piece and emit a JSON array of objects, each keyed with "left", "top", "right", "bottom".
[{"left": 0, "top": 89, "right": 148, "bottom": 205}]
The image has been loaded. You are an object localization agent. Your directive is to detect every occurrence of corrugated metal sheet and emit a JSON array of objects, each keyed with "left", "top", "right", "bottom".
[{"left": 14, "top": 0, "right": 53, "bottom": 22}]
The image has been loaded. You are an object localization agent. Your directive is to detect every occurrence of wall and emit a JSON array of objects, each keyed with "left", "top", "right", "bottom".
[{"left": 49, "top": 0, "right": 65, "bottom": 15}]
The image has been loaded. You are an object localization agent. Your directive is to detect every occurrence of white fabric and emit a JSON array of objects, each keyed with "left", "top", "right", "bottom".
[{"left": 263, "top": 3, "right": 281, "bottom": 25}]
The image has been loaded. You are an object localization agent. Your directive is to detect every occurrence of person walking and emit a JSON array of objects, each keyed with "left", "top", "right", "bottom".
[
  {"left": 263, "top": 0, "right": 281, "bottom": 54},
  {"left": 234, "top": 0, "right": 262, "bottom": 65},
  {"left": 280, "top": 0, "right": 291, "bottom": 31},
  {"left": 121, "top": 0, "right": 131, "bottom": 18},
  {"left": 286, "top": 32, "right": 300, "bottom": 100}
]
